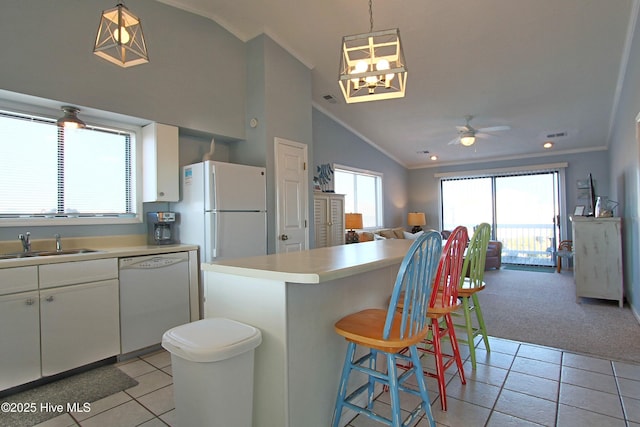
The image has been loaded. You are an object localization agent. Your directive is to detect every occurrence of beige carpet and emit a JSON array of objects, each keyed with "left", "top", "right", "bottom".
[{"left": 477, "top": 268, "right": 640, "bottom": 364}]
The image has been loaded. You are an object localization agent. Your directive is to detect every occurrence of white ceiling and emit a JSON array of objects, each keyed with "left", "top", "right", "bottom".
[{"left": 157, "top": 0, "right": 636, "bottom": 168}]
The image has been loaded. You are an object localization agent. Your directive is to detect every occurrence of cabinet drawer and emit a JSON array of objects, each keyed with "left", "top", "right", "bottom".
[
  {"left": 39, "top": 258, "right": 118, "bottom": 289},
  {"left": 0, "top": 266, "right": 38, "bottom": 295}
]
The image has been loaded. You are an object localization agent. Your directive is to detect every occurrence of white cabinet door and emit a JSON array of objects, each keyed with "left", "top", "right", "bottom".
[
  {"left": 313, "top": 193, "right": 345, "bottom": 248},
  {"left": 0, "top": 291, "right": 40, "bottom": 390},
  {"left": 328, "top": 196, "right": 345, "bottom": 246},
  {"left": 40, "top": 279, "right": 120, "bottom": 376},
  {"left": 143, "top": 122, "right": 179, "bottom": 202}
]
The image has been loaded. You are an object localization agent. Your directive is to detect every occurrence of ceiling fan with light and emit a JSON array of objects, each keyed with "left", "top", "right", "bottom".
[{"left": 448, "top": 115, "right": 511, "bottom": 147}]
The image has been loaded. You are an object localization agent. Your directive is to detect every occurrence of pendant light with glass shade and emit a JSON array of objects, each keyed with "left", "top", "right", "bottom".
[
  {"left": 338, "top": 0, "right": 407, "bottom": 103},
  {"left": 93, "top": 2, "right": 149, "bottom": 68}
]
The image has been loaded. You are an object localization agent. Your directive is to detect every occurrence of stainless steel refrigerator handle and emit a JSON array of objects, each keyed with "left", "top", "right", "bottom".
[{"left": 212, "top": 211, "right": 219, "bottom": 258}]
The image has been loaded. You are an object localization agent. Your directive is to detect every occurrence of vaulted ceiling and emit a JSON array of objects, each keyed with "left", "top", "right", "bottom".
[{"left": 158, "top": 0, "right": 636, "bottom": 168}]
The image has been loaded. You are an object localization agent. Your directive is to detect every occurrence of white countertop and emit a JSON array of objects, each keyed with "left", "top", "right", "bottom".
[
  {"left": 0, "top": 243, "right": 199, "bottom": 268},
  {"left": 201, "top": 239, "right": 414, "bottom": 284}
]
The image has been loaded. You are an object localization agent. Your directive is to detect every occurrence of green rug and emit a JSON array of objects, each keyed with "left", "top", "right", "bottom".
[
  {"left": 503, "top": 264, "right": 555, "bottom": 273},
  {"left": 0, "top": 365, "right": 138, "bottom": 426}
]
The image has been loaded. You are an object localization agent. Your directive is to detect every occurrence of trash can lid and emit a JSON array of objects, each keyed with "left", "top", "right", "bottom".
[{"left": 162, "top": 317, "right": 262, "bottom": 362}]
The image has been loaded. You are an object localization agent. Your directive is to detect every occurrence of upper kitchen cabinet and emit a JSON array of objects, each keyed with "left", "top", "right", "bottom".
[{"left": 143, "top": 123, "right": 179, "bottom": 202}]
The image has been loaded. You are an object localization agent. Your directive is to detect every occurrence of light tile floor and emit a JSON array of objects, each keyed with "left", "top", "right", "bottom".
[{"left": 33, "top": 336, "right": 640, "bottom": 427}]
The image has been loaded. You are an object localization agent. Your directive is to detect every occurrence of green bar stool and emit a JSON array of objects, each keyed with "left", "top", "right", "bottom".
[{"left": 455, "top": 223, "right": 492, "bottom": 370}]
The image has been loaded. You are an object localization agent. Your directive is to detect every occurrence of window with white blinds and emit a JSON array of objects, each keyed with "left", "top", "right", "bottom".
[{"left": 0, "top": 109, "right": 136, "bottom": 221}]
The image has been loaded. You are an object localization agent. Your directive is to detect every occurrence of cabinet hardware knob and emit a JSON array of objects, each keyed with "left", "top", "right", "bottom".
[
  {"left": 45, "top": 296, "right": 54, "bottom": 302},
  {"left": 281, "top": 234, "right": 289, "bottom": 241},
  {"left": 25, "top": 298, "right": 34, "bottom": 306}
]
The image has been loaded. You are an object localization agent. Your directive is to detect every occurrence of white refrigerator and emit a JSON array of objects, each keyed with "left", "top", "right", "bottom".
[{"left": 175, "top": 161, "right": 267, "bottom": 262}]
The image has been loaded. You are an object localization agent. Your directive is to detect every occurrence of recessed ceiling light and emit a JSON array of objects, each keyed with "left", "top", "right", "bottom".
[
  {"left": 543, "top": 141, "right": 554, "bottom": 149},
  {"left": 430, "top": 155, "right": 438, "bottom": 161}
]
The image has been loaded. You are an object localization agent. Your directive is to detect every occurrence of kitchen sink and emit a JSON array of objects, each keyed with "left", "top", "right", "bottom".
[
  {"left": 34, "top": 249, "right": 100, "bottom": 257},
  {"left": 0, "top": 252, "right": 39, "bottom": 260},
  {"left": 0, "top": 249, "right": 99, "bottom": 260}
]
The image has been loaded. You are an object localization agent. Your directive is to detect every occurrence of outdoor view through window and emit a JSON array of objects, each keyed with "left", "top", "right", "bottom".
[
  {"left": 441, "top": 172, "right": 558, "bottom": 266},
  {"left": 0, "top": 111, "right": 134, "bottom": 217}
]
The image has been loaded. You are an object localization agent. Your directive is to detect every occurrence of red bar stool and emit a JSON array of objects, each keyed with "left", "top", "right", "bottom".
[
  {"left": 393, "top": 226, "right": 468, "bottom": 411},
  {"left": 416, "top": 225, "right": 468, "bottom": 411}
]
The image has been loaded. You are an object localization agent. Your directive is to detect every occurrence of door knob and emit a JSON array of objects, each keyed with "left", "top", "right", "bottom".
[{"left": 281, "top": 234, "right": 289, "bottom": 241}]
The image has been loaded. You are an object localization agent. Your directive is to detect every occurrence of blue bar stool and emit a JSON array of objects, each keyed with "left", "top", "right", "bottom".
[{"left": 331, "top": 231, "right": 441, "bottom": 427}]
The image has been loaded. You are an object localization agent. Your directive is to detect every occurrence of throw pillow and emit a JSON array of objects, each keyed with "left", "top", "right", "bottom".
[
  {"left": 378, "top": 229, "right": 397, "bottom": 239},
  {"left": 392, "top": 227, "right": 406, "bottom": 239},
  {"left": 403, "top": 230, "right": 424, "bottom": 240},
  {"left": 359, "top": 232, "right": 374, "bottom": 242}
]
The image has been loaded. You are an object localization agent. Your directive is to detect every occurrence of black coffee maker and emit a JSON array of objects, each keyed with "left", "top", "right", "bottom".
[{"left": 147, "top": 212, "right": 177, "bottom": 245}]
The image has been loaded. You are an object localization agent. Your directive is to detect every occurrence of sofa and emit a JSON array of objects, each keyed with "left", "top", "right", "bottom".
[
  {"left": 442, "top": 230, "right": 502, "bottom": 270},
  {"left": 357, "top": 227, "right": 419, "bottom": 242},
  {"left": 485, "top": 240, "right": 503, "bottom": 270},
  {"left": 356, "top": 227, "right": 501, "bottom": 270}
]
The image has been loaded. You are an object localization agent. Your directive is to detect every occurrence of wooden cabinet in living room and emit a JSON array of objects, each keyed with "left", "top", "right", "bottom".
[
  {"left": 314, "top": 193, "right": 345, "bottom": 248},
  {"left": 571, "top": 216, "right": 623, "bottom": 307}
]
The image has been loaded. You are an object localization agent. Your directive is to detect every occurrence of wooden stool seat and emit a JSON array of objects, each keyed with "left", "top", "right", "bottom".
[
  {"left": 458, "top": 279, "right": 486, "bottom": 295},
  {"left": 335, "top": 309, "right": 427, "bottom": 352}
]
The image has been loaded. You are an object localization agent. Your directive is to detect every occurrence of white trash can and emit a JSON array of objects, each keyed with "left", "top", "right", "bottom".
[{"left": 162, "top": 317, "right": 262, "bottom": 427}]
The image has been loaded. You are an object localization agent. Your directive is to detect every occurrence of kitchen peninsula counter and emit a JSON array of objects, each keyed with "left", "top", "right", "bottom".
[
  {"left": 201, "top": 239, "right": 415, "bottom": 427},
  {"left": 201, "top": 238, "right": 413, "bottom": 283}
]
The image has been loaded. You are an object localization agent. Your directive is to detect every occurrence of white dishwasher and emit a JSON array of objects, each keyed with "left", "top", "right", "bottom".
[{"left": 119, "top": 252, "right": 191, "bottom": 354}]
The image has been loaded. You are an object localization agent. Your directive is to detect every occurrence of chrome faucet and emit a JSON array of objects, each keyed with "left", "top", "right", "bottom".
[
  {"left": 18, "top": 232, "right": 31, "bottom": 252},
  {"left": 54, "top": 233, "right": 62, "bottom": 252}
]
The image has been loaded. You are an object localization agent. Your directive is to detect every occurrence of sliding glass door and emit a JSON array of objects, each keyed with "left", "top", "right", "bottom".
[
  {"left": 441, "top": 171, "right": 559, "bottom": 267},
  {"left": 441, "top": 178, "right": 493, "bottom": 232}
]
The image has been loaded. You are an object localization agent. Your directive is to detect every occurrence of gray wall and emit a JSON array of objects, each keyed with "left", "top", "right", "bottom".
[
  {"left": 232, "top": 35, "right": 313, "bottom": 253},
  {"left": 0, "top": 0, "right": 246, "bottom": 139},
  {"left": 312, "top": 108, "right": 409, "bottom": 230},
  {"left": 609, "top": 5, "right": 640, "bottom": 317}
]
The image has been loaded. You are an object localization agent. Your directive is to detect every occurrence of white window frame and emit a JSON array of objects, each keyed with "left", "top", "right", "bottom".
[
  {"left": 333, "top": 163, "right": 384, "bottom": 229},
  {"left": 0, "top": 94, "right": 144, "bottom": 227}
]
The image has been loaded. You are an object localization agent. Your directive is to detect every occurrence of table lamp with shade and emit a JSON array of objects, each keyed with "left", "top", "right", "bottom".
[
  {"left": 407, "top": 212, "right": 426, "bottom": 233},
  {"left": 345, "top": 213, "right": 363, "bottom": 244}
]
